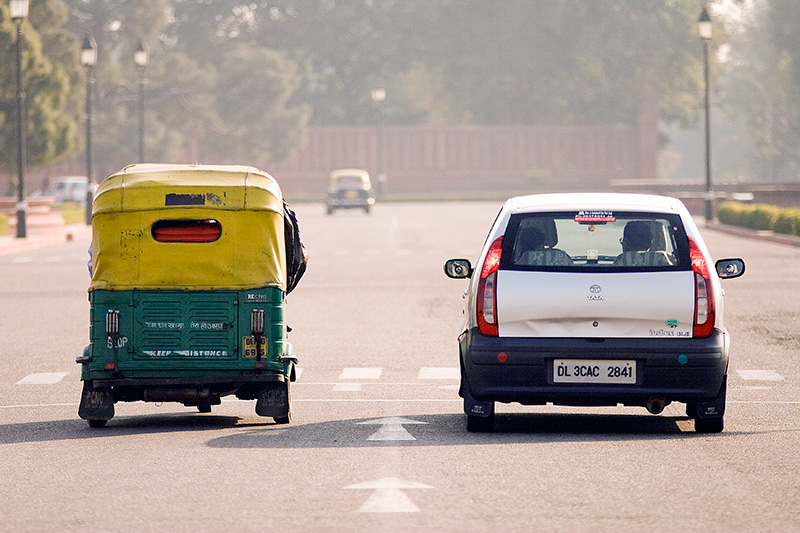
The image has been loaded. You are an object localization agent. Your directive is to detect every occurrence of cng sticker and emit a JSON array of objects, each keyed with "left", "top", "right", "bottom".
[
  {"left": 242, "top": 336, "right": 267, "bottom": 358},
  {"left": 665, "top": 318, "right": 680, "bottom": 328}
]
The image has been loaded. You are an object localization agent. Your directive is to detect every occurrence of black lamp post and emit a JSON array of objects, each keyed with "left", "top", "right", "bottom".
[
  {"left": 11, "top": 0, "right": 29, "bottom": 239},
  {"left": 371, "top": 87, "right": 387, "bottom": 197},
  {"left": 134, "top": 39, "right": 148, "bottom": 163},
  {"left": 698, "top": 8, "right": 713, "bottom": 222},
  {"left": 81, "top": 34, "right": 97, "bottom": 225}
]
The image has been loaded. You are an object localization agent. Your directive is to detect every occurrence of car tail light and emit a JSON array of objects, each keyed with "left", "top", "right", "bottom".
[
  {"left": 689, "top": 237, "right": 715, "bottom": 338},
  {"left": 476, "top": 237, "right": 503, "bottom": 337}
]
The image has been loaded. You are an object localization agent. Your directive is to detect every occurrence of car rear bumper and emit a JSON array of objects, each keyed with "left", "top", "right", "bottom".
[
  {"left": 327, "top": 195, "right": 374, "bottom": 208},
  {"left": 459, "top": 327, "right": 729, "bottom": 406}
]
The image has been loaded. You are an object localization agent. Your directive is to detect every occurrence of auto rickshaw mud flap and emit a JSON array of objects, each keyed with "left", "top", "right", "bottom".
[
  {"left": 78, "top": 382, "right": 115, "bottom": 421},
  {"left": 255, "top": 380, "right": 290, "bottom": 419}
]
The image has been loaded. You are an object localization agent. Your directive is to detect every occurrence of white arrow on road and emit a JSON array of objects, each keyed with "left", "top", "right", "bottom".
[
  {"left": 345, "top": 477, "right": 434, "bottom": 513},
  {"left": 357, "top": 417, "right": 427, "bottom": 441}
]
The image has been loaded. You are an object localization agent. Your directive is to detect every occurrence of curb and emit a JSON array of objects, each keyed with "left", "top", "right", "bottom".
[
  {"left": 0, "top": 224, "right": 92, "bottom": 255},
  {"left": 705, "top": 221, "right": 800, "bottom": 248}
]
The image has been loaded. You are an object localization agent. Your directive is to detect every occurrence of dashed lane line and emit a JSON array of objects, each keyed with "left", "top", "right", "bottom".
[{"left": 16, "top": 372, "right": 69, "bottom": 385}]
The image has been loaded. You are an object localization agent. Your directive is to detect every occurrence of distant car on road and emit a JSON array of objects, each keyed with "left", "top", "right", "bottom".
[
  {"left": 48, "top": 176, "right": 96, "bottom": 205},
  {"left": 326, "top": 168, "right": 375, "bottom": 214},
  {"left": 445, "top": 193, "right": 745, "bottom": 433}
]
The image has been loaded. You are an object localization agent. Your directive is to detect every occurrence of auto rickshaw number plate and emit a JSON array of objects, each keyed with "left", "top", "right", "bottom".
[{"left": 242, "top": 336, "right": 268, "bottom": 358}]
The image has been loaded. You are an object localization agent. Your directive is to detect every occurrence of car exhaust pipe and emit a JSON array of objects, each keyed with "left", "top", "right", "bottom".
[{"left": 645, "top": 397, "right": 667, "bottom": 414}]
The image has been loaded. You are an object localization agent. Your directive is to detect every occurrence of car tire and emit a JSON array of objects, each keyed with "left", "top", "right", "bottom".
[
  {"left": 466, "top": 412, "right": 494, "bottom": 432},
  {"left": 197, "top": 404, "right": 212, "bottom": 413},
  {"left": 88, "top": 419, "right": 107, "bottom": 428},
  {"left": 326, "top": 205, "right": 334, "bottom": 215},
  {"left": 694, "top": 417, "right": 724, "bottom": 433}
]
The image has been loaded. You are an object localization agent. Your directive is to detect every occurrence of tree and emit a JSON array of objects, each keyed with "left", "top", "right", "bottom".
[
  {"left": 721, "top": 0, "right": 800, "bottom": 181},
  {"left": 0, "top": 0, "right": 79, "bottom": 180}
]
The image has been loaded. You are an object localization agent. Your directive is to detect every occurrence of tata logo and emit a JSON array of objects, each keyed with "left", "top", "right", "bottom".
[{"left": 587, "top": 285, "right": 603, "bottom": 301}]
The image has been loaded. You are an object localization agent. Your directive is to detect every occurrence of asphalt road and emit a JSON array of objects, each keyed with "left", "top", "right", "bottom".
[{"left": 1, "top": 202, "right": 798, "bottom": 532}]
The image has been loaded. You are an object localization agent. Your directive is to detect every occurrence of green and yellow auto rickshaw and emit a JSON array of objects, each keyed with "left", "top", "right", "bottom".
[{"left": 77, "top": 164, "right": 307, "bottom": 427}]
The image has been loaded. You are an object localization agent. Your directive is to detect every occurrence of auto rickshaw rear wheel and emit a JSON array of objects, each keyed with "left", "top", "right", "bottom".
[{"left": 88, "top": 419, "right": 107, "bottom": 428}]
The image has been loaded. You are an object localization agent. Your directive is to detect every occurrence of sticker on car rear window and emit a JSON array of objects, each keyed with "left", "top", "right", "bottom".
[{"left": 574, "top": 211, "right": 616, "bottom": 223}]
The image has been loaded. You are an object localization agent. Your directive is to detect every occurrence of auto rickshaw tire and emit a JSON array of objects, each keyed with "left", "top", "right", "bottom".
[
  {"left": 197, "top": 404, "right": 212, "bottom": 413},
  {"left": 88, "top": 419, "right": 107, "bottom": 428}
]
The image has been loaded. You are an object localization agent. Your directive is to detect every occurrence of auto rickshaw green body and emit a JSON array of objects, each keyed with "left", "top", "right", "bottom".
[{"left": 77, "top": 164, "right": 298, "bottom": 427}]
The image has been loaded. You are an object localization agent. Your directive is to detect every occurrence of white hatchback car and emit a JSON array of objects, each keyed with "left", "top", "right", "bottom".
[{"left": 445, "top": 193, "right": 744, "bottom": 433}]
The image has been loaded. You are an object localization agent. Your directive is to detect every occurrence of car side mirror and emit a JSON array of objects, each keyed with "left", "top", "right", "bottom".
[
  {"left": 444, "top": 259, "right": 472, "bottom": 279},
  {"left": 715, "top": 258, "right": 745, "bottom": 279}
]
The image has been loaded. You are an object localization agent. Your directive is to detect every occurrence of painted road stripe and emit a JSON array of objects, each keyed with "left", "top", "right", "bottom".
[
  {"left": 737, "top": 370, "right": 785, "bottom": 381},
  {"left": 333, "top": 383, "right": 362, "bottom": 392},
  {"left": 339, "top": 367, "right": 382, "bottom": 380},
  {"left": 16, "top": 372, "right": 69, "bottom": 385},
  {"left": 418, "top": 367, "right": 459, "bottom": 380}
]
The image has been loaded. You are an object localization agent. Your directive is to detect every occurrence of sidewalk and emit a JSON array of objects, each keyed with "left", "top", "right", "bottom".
[{"left": 0, "top": 223, "right": 92, "bottom": 255}]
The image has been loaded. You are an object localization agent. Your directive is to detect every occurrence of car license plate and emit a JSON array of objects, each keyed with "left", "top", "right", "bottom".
[
  {"left": 345, "top": 191, "right": 358, "bottom": 198},
  {"left": 553, "top": 359, "right": 636, "bottom": 384}
]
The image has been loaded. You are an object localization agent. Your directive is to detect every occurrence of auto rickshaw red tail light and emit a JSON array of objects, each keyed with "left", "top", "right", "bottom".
[
  {"left": 476, "top": 237, "right": 503, "bottom": 337},
  {"left": 689, "top": 237, "right": 715, "bottom": 338},
  {"left": 151, "top": 219, "right": 222, "bottom": 242}
]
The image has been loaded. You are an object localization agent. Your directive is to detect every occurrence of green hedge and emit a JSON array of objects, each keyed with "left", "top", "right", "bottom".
[{"left": 717, "top": 201, "right": 800, "bottom": 236}]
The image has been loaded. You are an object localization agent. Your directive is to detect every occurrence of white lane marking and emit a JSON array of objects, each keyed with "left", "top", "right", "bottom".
[
  {"left": 357, "top": 416, "right": 427, "bottom": 441},
  {"left": 365, "top": 249, "right": 380, "bottom": 256},
  {"left": 346, "top": 477, "right": 433, "bottom": 513},
  {"left": 333, "top": 383, "right": 362, "bottom": 392},
  {"left": 12, "top": 257, "right": 33, "bottom": 263},
  {"left": 737, "top": 370, "right": 784, "bottom": 381},
  {"left": 418, "top": 367, "right": 459, "bottom": 380},
  {"left": 439, "top": 384, "right": 460, "bottom": 391},
  {"left": 339, "top": 367, "right": 382, "bottom": 380},
  {"left": 16, "top": 372, "right": 69, "bottom": 385}
]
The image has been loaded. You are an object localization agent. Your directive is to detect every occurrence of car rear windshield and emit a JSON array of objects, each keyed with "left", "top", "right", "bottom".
[
  {"left": 334, "top": 177, "right": 366, "bottom": 188},
  {"left": 500, "top": 211, "right": 690, "bottom": 272}
]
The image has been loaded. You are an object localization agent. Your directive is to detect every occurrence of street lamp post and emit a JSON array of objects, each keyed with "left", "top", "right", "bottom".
[
  {"left": 134, "top": 39, "right": 148, "bottom": 163},
  {"left": 81, "top": 34, "right": 97, "bottom": 225},
  {"left": 698, "top": 8, "right": 713, "bottom": 222},
  {"left": 371, "top": 87, "right": 387, "bottom": 197},
  {"left": 11, "top": 0, "right": 29, "bottom": 239}
]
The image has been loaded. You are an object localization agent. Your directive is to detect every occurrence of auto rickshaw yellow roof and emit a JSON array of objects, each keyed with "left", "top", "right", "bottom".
[
  {"left": 93, "top": 163, "right": 283, "bottom": 215},
  {"left": 90, "top": 164, "right": 287, "bottom": 291}
]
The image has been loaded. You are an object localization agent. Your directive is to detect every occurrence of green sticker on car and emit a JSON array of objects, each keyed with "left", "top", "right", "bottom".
[{"left": 665, "top": 318, "right": 679, "bottom": 328}]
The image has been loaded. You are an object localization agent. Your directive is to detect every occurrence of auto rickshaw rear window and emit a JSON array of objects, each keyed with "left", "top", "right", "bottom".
[{"left": 152, "top": 219, "right": 222, "bottom": 243}]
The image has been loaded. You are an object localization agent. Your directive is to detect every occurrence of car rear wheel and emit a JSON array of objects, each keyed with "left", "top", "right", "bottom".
[
  {"left": 694, "top": 416, "right": 724, "bottom": 433},
  {"left": 466, "top": 412, "right": 494, "bottom": 432}
]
